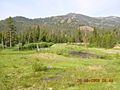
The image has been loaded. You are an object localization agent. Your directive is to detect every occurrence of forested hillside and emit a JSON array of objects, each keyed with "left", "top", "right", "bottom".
[{"left": 0, "top": 13, "right": 120, "bottom": 49}]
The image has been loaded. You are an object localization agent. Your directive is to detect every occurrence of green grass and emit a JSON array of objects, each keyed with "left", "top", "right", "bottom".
[{"left": 0, "top": 43, "right": 120, "bottom": 90}]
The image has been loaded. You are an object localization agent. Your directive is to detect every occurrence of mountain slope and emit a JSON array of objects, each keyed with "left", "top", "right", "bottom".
[{"left": 0, "top": 13, "right": 120, "bottom": 32}]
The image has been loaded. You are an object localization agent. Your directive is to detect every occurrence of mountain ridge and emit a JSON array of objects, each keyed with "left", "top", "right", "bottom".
[{"left": 0, "top": 13, "right": 120, "bottom": 32}]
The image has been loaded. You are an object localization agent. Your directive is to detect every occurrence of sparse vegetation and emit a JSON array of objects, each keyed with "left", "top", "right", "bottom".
[
  {"left": 32, "top": 60, "right": 48, "bottom": 72},
  {"left": 0, "top": 44, "right": 120, "bottom": 90}
]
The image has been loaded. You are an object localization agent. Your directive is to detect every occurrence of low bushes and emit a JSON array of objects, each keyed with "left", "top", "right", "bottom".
[
  {"left": 0, "top": 44, "right": 5, "bottom": 50},
  {"left": 20, "top": 42, "right": 54, "bottom": 50},
  {"left": 32, "top": 61, "right": 48, "bottom": 72},
  {"left": 0, "top": 44, "right": 3, "bottom": 49}
]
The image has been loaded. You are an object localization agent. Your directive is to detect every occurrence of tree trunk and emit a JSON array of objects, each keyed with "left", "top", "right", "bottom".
[
  {"left": 1, "top": 32, "right": 4, "bottom": 49},
  {"left": 10, "top": 31, "right": 12, "bottom": 47},
  {"left": 36, "top": 44, "right": 40, "bottom": 52}
]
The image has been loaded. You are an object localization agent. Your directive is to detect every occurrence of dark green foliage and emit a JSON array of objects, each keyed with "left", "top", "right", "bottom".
[
  {"left": 89, "top": 29, "right": 117, "bottom": 49},
  {"left": 21, "top": 42, "right": 54, "bottom": 50},
  {"left": 0, "top": 32, "right": 2, "bottom": 44},
  {"left": 3, "top": 17, "right": 17, "bottom": 47},
  {"left": 100, "top": 32, "right": 116, "bottom": 48}
]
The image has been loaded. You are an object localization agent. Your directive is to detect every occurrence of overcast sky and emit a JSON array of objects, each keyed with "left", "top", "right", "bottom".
[{"left": 0, "top": 0, "right": 120, "bottom": 20}]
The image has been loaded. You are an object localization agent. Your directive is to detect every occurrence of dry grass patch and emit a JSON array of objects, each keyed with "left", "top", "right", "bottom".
[
  {"left": 87, "top": 65, "right": 104, "bottom": 71},
  {"left": 31, "top": 53, "right": 69, "bottom": 61}
]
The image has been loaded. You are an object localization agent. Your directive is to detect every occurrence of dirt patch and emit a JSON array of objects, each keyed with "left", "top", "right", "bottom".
[{"left": 69, "top": 51, "right": 101, "bottom": 58}]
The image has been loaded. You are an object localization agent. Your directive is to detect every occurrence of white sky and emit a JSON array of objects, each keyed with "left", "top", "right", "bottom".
[{"left": 0, "top": 0, "right": 120, "bottom": 20}]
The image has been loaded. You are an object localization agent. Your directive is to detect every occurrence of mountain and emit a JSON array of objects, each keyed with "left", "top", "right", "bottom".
[{"left": 0, "top": 13, "right": 120, "bottom": 32}]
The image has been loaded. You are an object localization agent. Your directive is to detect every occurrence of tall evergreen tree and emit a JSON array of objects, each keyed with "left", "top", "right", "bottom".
[{"left": 4, "top": 17, "right": 17, "bottom": 47}]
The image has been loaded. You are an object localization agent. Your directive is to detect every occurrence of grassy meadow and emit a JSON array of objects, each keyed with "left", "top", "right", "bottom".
[{"left": 0, "top": 43, "right": 120, "bottom": 90}]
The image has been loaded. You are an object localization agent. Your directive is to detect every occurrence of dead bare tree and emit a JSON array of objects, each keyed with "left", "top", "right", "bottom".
[{"left": 79, "top": 26, "right": 94, "bottom": 47}]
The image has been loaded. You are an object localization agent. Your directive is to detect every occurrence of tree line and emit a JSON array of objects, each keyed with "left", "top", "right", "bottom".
[{"left": 0, "top": 17, "right": 120, "bottom": 49}]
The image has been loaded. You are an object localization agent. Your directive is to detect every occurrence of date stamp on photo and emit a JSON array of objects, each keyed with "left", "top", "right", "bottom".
[{"left": 76, "top": 78, "right": 114, "bottom": 84}]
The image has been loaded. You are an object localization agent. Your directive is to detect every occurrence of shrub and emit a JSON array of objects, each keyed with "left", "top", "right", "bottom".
[
  {"left": 0, "top": 44, "right": 4, "bottom": 49},
  {"left": 21, "top": 42, "right": 54, "bottom": 50},
  {"left": 13, "top": 43, "right": 23, "bottom": 50},
  {"left": 32, "top": 61, "right": 48, "bottom": 72}
]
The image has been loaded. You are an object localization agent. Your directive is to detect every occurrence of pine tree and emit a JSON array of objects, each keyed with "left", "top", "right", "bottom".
[
  {"left": 4, "top": 17, "right": 17, "bottom": 47},
  {"left": 0, "top": 32, "right": 2, "bottom": 44},
  {"left": 89, "top": 28, "right": 99, "bottom": 47}
]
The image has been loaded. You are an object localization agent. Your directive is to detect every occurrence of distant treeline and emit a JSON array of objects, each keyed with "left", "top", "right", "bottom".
[{"left": 0, "top": 17, "right": 120, "bottom": 49}]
